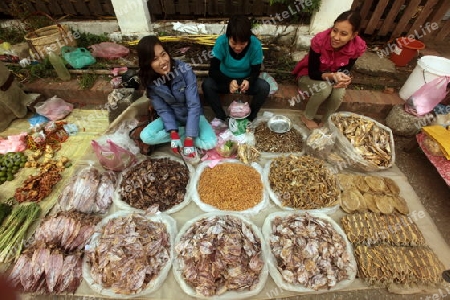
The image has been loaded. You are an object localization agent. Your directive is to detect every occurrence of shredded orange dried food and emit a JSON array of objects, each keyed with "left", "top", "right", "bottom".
[{"left": 198, "top": 163, "right": 263, "bottom": 211}]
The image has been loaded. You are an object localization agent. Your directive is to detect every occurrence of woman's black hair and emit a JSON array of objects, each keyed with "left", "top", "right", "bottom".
[
  {"left": 137, "top": 35, "right": 174, "bottom": 87},
  {"left": 334, "top": 10, "right": 362, "bottom": 33},
  {"left": 226, "top": 15, "right": 253, "bottom": 42}
]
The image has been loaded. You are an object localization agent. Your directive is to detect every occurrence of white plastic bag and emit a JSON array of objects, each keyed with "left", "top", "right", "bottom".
[
  {"left": 94, "top": 120, "right": 140, "bottom": 155},
  {"left": 34, "top": 96, "right": 73, "bottom": 120}
]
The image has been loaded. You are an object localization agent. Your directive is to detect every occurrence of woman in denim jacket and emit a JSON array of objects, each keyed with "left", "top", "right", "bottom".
[{"left": 137, "top": 35, "right": 217, "bottom": 159}]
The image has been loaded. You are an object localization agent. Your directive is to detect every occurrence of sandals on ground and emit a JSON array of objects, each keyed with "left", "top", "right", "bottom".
[{"left": 300, "top": 114, "right": 319, "bottom": 129}]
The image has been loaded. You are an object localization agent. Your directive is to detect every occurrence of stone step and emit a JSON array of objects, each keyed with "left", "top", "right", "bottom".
[{"left": 23, "top": 77, "right": 404, "bottom": 119}]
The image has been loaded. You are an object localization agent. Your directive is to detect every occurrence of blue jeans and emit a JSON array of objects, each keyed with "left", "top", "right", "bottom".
[
  {"left": 140, "top": 115, "right": 217, "bottom": 150},
  {"left": 202, "top": 77, "right": 270, "bottom": 121}
]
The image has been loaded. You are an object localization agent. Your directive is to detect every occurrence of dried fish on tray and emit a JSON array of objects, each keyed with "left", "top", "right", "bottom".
[
  {"left": 262, "top": 212, "right": 356, "bottom": 292},
  {"left": 328, "top": 112, "right": 395, "bottom": 172},
  {"left": 265, "top": 155, "right": 340, "bottom": 213},
  {"left": 83, "top": 211, "right": 176, "bottom": 298},
  {"left": 193, "top": 160, "right": 267, "bottom": 213},
  {"left": 173, "top": 213, "right": 269, "bottom": 299},
  {"left": 355, "top": 245, "right": 445, "bottom": 286},
  {"left": 253, "top": 121, "right": 307, "bottom": 158},
  {"left": 341, "top": 212, "right": 426, "bottom": 246},
  {"left": 54, "top": 165, "right": 116, "bottom": 214},
  {"left": 116, "top": 154, "right": 194, "bottom": 214}
]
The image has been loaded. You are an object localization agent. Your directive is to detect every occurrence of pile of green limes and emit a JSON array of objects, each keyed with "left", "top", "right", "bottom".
[{"left": 0, "top": 152, "right": 28, "bottom": 184}]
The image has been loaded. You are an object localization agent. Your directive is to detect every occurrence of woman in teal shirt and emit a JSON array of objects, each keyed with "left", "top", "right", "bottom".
[{"left": 202, "top": 15, "right": 270, "bottom": 122}]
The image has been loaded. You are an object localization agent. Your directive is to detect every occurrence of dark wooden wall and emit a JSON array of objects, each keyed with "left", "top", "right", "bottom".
[
  {"left": 351, "top": 0, "right": 450, "bottom": 41},
  {"left": 0, "top": 0, "right": 115, "bottom": 18},
  {"left": 0, "top": 0, "right": 291, "bottom": 19}
]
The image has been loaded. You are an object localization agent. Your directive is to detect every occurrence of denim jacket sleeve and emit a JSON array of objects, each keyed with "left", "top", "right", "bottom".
[
  {"left": 147, "top": 87, "right": 178, "bottom": 132},
  {"left": 182, "top": 64, "right": 202, "bottom": 137}
]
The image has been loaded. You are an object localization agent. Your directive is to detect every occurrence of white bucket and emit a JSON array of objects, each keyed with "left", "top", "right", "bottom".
[{"left": 399, "top": 55, "right": 450, "bottom": 100}]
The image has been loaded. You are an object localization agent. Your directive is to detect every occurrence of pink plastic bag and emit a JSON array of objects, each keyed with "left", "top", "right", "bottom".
[
  {"left": 228, "top": 101, "right": 251, "bottom": 118},
  {"left": 89, "top": 42, "right": 129, "bottom": 59},
  {"left": 91, "top": 139, "right": 136, "bottom": 171},
  {"left": 405, "top": 77, "right": 450, "bottom": 116},
  {"left": 0, "top": 133, "right": 27, "bottom": 154},
  {"left": 35, "top": 96, "right": 73, "bottom": 121}
]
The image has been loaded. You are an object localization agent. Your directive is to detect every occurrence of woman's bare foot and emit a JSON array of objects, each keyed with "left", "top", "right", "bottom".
[{"left": 300, "top": 114, "right": 319, "bottom": 129}]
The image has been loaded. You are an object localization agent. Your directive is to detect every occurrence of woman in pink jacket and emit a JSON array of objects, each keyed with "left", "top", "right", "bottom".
[{"left": 292, "top": 10, "right": 367, "bottom": 129}]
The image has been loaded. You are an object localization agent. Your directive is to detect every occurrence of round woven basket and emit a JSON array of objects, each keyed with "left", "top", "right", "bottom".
[{"left": 25, "top": 24, "right": 77, "bottom": 59}]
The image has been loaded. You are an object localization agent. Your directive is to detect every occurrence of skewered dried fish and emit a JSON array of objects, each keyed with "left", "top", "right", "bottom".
[
  {"left": 8, "top": 210, "right": 100, "bottom": 294},
  {"left": 33, "top": 210, "right": 100, "bottom": 251},
  {"left": 175, "top": 215, "right": 264, "bottom": 297},
  {"left": 269, "top": 155, "right": 339, "bottom": 209},
  {"left": 8, "top": 244, "right": 83, "bottom": 294}
]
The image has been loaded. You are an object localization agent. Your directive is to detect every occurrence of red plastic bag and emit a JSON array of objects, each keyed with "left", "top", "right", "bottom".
[
  {"left": 91, "top": 139, "right": 136, "bottom": 171},
  {"left": 34, "top": 96, "right": 73, "bottom": 121},
  {"left": 89, "top": 42, "right": 129, "bottom": 59},
  {"left": 405, "top": 77, "right": 450, "bottom": 116}
]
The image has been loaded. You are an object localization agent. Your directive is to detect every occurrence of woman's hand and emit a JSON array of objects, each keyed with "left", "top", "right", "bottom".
[
  {"left": 333, "top": 72, "right": 352, "bottom": 88},
  {"left": 229, "top": 80, "right": 240, "bottom": 93},
  {"left": 240, "top": 80, "right": 250, "bottom": 93}
]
